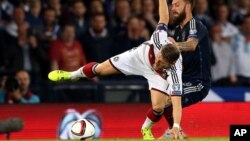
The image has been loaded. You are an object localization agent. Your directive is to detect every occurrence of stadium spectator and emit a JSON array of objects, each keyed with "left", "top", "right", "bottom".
[
  {"left": 230, "top": 0, "right": 250, "bottom": 25},
  {"left": 88, "top": 0, "right": 104, "bottom": 16},
  {"left": 208, "top": 0, "right": 226, "bottom": 19},
  {"left": 111, "top": 0, "right": 131, "bottom": 36},
  {"left": 4, "top": 77, "right": 22, "bottom": 104},
  {"left": 216, "top": 4, "right": 239, "bottom": 44},
  {"left": 20, "top": 0, "right": 30, "bottom": 14},
  {"left": 193, "top": 0, "right": 213, "bottom": 29},
  {"left": 210, "top": 24, "right": 237, "bottom": 86},
  {"left": 234, "top": 15, "right": 250, "bottom": 86},
  {"left": 4, "top": 7, "right": 28, "bottom": 43},
  {"left": 130, "top": 0, "right": 142, "bottom": 16},
  {"left": 45, "top": 0, "right": 61, "bottom": 17},
  {"left": 26, "top": 0, "right": 43, "bottom": 36},
  {"left": 39, "top": 7, "right": 60, "bottom": 51},
  {"left": 49, "top": 23, "right": 87, "bottom": 71},
  {"left": 4, "top": 22, "right": 48, "bottom": 76},
  {"left": 114, "top": 16, "right": 146, "bottom": 54},
  {"left": 15, "top": 70, "right": 40, "bottom": 103},
  {"left": 0, "top": 0, "right": 14, "bottom": 27},
  {"left": 141, "top": 0, "right": 158, "bottom": 34},
  {"left": 70, "top": 0, "right": 88, "bottom": 39},
  {"left": 81, "top": 13, "right": 114, "bottom": 63},
  {"left": 138, "top": 17, "right": 150, "bottom": 40}
]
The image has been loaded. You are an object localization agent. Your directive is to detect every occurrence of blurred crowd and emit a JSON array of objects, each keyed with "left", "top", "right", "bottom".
[{"left": 0, "top": 0, "right": 250, "bottom": 103}]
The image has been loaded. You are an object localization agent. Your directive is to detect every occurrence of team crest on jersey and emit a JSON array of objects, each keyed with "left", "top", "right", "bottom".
[{"left": 113, "top": 56, "right": 119, "bottom": 62}]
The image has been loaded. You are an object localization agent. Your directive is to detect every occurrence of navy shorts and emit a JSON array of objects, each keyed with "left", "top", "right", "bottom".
[{"left": 181, "top": 80, "right": 211, "bottom": 108}]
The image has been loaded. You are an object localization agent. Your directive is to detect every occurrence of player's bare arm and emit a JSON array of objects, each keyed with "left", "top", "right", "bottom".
[
  {"left": 159, "top": 0, "right": 169, "bottom": 25},
  {"left": 175, "top": 38, "right": 199, "bottom": 51},
  {"left": 171, "top": 96, "right": 182, "bottom": 139},
  {"left": 172, "top": 96, "right": 182, "bottom": 126}
]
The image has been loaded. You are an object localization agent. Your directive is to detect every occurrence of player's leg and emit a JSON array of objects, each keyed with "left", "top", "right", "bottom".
[
  {"left": 48, "top": 60, "right": 120, "bottom": 81},
  {"left": 141, "top": 89, "right": 170, "bottom": 140}
]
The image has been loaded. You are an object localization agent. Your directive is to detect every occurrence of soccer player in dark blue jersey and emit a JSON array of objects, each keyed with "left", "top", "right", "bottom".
[
  {"left": 162, "top": 0, "right": 211, "bottom": 138},
  {"left": 142, "top": 0, "right": 212, "bottom": 139}
]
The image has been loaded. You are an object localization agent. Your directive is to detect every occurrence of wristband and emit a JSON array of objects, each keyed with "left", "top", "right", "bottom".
[{"left": 173, "top": 123, "right": 180, "bottom": 129}]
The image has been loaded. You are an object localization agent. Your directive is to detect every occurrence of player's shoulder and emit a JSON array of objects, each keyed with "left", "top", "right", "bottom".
[
  {"left": 187, "top": 18, "right": 208, "bottom": 36},
  {"left": 191, "top": 18, "right": 208, "bottom": 31}
]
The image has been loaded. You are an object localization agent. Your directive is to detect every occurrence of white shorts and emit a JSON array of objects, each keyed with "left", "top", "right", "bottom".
[{"left": 109, "top": 46, "right": 171, "bottom": 95}]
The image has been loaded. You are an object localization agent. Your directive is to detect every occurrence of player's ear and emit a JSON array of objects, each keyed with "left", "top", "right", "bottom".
[{"left": 185, "top": 2, "right": 192, "bottom": 13}]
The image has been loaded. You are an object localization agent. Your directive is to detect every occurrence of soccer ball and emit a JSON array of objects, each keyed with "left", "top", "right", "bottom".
[{"left": 71, "top": 119, "right": 96, "bottom": 140}]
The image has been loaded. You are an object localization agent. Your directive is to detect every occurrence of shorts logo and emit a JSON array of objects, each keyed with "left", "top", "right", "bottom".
[
  {"left": 113, "top": 56, "right": 119, "bottom": 62},
  {"left": 173, "top": 83, "right": 180, "bottom": 91}
]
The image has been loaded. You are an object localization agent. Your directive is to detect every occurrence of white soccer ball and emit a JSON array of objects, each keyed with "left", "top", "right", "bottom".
[{"left": 71, "top": 119, "right": 96, "bottom": 140}]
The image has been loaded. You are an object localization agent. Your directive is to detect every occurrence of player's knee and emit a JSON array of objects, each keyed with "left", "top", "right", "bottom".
[{"left": 152, "top": 104, "right": 164, "bottom": 113}]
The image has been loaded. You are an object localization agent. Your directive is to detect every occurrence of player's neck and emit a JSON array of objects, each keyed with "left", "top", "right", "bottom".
[{"left": 180, "top": 15, "right": 193, "bottom": 29}]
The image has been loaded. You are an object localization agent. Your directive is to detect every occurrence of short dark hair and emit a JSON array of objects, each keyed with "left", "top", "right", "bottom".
[
  {"left": 91, "top": 13, "right": 106, "bottom": 20},
  {"left": 72, "top": 0, "right": 84, "bottom": 5},
  {"left": 61, "top": 22, "right": 75, "bottom": 31},
  {"left": 44, "top": 7, "right": 56, "bottom": 13},
  {"left": 161, "top": 44, "right": 180, "bottom": 64},
  {"left": 167, "top": 0, "right": 173, "bottom": 5}
]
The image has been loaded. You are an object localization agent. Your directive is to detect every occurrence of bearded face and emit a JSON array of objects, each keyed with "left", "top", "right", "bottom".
[
  {"left": 171, "top": 0, "right": 188, "bottom": 25},
  {"left": 172, "top": 8, "right": 186, "bottom": 25}
]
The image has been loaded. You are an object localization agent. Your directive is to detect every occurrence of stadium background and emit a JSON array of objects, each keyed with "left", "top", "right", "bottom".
[{"left": 0, "top": 0, "right": 250, "bottom": 140}]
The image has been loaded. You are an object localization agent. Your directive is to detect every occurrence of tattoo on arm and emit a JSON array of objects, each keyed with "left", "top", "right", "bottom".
[{"left": 176, "top": 38, "right": 198, "bottom": 51}]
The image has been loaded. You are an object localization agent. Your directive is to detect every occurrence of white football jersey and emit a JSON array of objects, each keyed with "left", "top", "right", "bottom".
[{"left": 110, "top": 23, "right": 183, "bottom": 96}]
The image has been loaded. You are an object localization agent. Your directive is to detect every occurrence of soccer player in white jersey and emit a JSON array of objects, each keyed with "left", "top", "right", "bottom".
[{"left": 48, "top": 0, "right": 183, "bottom": 139}]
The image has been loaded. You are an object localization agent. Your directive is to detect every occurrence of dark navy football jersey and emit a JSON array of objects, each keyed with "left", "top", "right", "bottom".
[{"left": 173, "top": 18, "right": 211, "bottom": 82}]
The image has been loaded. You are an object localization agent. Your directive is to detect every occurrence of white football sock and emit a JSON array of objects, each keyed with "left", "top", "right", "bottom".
[
  {"left": 70, "top": 67, "right": 86, "bottom": 80},
  {"left": 142, "top": 117, "right": 155, "bottom": 129}
]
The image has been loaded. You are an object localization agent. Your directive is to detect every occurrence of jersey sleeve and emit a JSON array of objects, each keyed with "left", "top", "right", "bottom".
[
  {"left": 150, "top": 23, "right": 171, "bottom": 50},
  {"left": 166, "top": 57, "right": 183, "bottom": 96},
  {"left": 188, "top": 19, "right": 208, "bottom": 42}
]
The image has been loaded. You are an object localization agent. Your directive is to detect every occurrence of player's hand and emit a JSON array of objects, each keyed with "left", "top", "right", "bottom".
[
  {"left": 171, "top": 126, "right": 183, "bottom": 139},
  {"left": 171, "top": 123, "right": 184, "bottom": 139},
  {"left": 29, "top": 36, "right": 37, "bottom": 48}
]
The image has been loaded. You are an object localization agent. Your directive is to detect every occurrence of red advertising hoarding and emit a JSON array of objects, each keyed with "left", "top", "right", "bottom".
[{"left": 0, "top": 103, "right": 250, "bottom": 139}]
